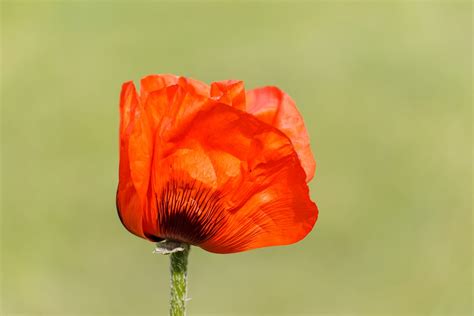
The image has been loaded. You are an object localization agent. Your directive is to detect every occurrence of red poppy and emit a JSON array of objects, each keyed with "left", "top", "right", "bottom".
[{"left": 116, "top": 74, "right": 318, "bottom": 253}]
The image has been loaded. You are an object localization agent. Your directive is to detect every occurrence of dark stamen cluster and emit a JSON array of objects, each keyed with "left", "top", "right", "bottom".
[{"left": 155, "top": 179, "right": 227, "bottom": 245}]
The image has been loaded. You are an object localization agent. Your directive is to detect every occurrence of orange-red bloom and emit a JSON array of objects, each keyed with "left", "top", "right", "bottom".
[{"left": 117, "top": 74, "right": 318, "bottom": 253}]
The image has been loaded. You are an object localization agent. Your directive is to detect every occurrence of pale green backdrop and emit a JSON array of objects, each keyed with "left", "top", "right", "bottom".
[{"left": 1, "top": 1, "right": 472, "bottom": 315}]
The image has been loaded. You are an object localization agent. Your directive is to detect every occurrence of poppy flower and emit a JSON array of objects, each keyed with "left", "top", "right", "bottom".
[{"left": 116, "top": 74, "right": 318, "bottom": 254}]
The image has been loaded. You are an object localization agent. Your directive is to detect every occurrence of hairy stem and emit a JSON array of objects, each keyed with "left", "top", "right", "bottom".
[{"left": 169, "top": 243, "right": 190, "bottom": 316}]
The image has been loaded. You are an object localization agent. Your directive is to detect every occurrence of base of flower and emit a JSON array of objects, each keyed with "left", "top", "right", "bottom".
[{"left": 154, "top": 240, "right": 188, "bottom": 255}]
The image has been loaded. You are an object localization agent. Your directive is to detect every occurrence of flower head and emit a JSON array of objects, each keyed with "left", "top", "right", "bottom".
[{"left": 116, "top": 74, "right": 318, "bottom": 253}]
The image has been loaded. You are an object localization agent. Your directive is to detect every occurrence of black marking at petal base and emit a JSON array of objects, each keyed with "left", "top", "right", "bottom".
[{"left": 155, "top": 179, "right": 227, "bottom": 245}]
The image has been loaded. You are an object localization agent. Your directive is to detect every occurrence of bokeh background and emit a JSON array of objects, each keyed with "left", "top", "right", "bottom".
[{"left": 1, "top": 1, "right": 472, "bottom": 315}]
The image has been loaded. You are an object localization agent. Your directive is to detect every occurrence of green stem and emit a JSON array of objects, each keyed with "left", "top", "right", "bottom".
[{"left": 169, "top": 243, "right": 190, "bottom": 316}]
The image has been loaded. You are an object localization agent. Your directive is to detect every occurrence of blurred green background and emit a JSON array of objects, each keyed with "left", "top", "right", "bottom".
[{"left": 1, "top": 1, "right": 472, "bottom": 315}]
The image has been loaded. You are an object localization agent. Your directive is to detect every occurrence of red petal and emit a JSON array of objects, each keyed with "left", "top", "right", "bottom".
[
  {"left": 152, "top": 103, "right": 318, "bottom": 253},
  {"left": 210, "top": 80, "right": 246, "bottom": 111},
  {"left": 140, "top": 74, "right": 209, "bottom": 105},
  {"left": 117, "top": 82, "right": 146, "bottom": 238},
  {"left": 246, "top": 87, "right": 316, "bottom": 182},
  {"left": 118, "top": 76, "right": 318, "bottom": 251}
]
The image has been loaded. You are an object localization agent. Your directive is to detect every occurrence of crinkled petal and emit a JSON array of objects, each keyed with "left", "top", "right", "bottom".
[
  {"left": 117, "top": 75, "right": 319, "bottom": 252},
  {"left": 246, "top": 87, "right": 316, "bottom": 182},
  {"left": 151, "top": 103, "right": 318, "bottom": 253},
  {"left": 210, "top": 80, "right": 246, "bottom": 111},
  {"left": 140, "top": 74, "right": 209, "bottom": 104}
]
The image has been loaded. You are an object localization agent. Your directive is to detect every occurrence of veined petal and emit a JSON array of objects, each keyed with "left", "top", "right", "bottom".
[
  {"left": 246, "top": 87, "right": 316, "bottom": 182},
  {"left": 117, "top": 75, "right": 319, "bottom": 253},
  {"left": 150, "top": 103, "right": 318, "bottom": 253}
]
